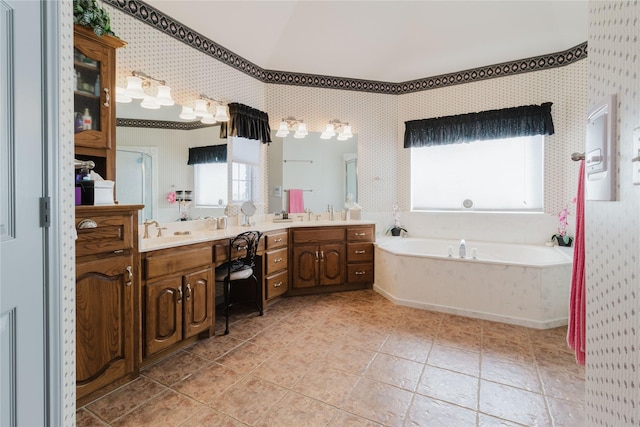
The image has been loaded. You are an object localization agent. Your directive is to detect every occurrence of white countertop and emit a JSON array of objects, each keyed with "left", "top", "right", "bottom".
[{"left": 139, "top": 219, "right": 376, "bottom": 252}]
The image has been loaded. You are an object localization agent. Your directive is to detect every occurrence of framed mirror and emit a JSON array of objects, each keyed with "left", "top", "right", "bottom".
[{"left": 267, "top": 131, "right": 357, "bottom": 214}]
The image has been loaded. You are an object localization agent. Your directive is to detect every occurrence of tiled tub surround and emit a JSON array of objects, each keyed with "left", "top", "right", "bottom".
[{"left": 374, "top": 237, "right": 572, "bottom": 329}]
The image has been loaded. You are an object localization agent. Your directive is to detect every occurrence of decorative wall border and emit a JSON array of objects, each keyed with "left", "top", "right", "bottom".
[
  {"left": 116, "top": 118, "right": 218, "bottom": 130},
  {"left": 105, "top": 0, "right": 588, "bottom": 95}
]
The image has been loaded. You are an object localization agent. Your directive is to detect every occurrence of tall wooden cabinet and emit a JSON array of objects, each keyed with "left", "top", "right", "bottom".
[
  {"left": 75, "top": 205, "right": 142, "bottom": 405},
  {"left": 74, "top": 25, "right": 125, "bottom": 181}
]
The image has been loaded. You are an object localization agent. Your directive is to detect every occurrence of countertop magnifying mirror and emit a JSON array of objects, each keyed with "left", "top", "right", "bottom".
[
  {"left": 241, "top": 201, "right": 257, "bottom": 226},
  {"left": 115, "top": 99, "right": 227, "bottom": 223},
  {"left": 267, "top": 131, "right": 358, "bottom": 214}
]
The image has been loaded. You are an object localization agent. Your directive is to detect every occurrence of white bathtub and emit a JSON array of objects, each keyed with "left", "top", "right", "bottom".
[{"left": 374, "top": 237, "right": 573, "bottom": 329}]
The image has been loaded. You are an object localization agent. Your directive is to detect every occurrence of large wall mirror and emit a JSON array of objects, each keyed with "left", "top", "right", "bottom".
[
  {"left": 267, "top": 132, "right": 358, "bottom": 214},
  {"left": 115, "top": 100, "right": 228, "bottom": 223}
]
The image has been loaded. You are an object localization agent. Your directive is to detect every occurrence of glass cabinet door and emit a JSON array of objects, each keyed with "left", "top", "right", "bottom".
[{"left": 73, "top": 38, "right": 111, "bottom": 150}]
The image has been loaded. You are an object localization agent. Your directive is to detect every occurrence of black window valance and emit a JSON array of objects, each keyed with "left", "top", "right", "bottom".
[
  {"left": 404, "top": 102, "right": 554, "bottom": 148},
  {"left": 187, "top": 144, "right": 227, "bottom": 165},
  {"left": 219, "top": 102, "right": 272, "bottom": 144}
]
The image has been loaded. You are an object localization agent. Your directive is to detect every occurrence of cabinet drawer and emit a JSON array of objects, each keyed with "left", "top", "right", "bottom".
[
  {"left": 293, "top": 227, "right": 345, "bottom": 243},
  {"left": 265, "top": 270, "right": 288, "bottom": 299},
  {"left": 215, "top": 237, "right": 265, "bottom": 262},
  {"left": 265, "top": 248, "right": 288, "bottom": 275},
  {"left": 265, "top": 231, "right": 288, "bottom": 250},
  {"left": 347, "top": 226, "right": 374, "bottom": 242},
  {"left": 347, "top": 263, "right": 374, "bottom": 284},
  {"left": 347, "top": 243, "right": 374, "bottom": 262},
  {"left": 144, "top": 246, "right": 213, "bottom": 280},
  {"left": 76, "top": 213, "right": 133, "bottom": 257}
]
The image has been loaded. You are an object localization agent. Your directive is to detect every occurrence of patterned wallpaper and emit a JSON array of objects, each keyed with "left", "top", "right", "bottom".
[{"left": 585, "top": 1, "right": 640, "bottom": 425}]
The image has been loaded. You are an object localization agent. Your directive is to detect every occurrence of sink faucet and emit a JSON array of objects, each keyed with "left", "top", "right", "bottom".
[
  {"left": 143, "top": 219, "right": 159, "bottom": 239},
  {"left": 327, "top": 204, "right": 334, "bottom": 221},
  {"left": 305, "top": 208, "right": 312, "bottom": 221},
  {"left": 459, "top": 239, "right": 466, "bottom": 258}
]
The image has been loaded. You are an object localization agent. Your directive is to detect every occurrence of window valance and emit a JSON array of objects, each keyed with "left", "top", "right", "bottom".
[
  {"left": 187, "top": 144, "right": 227, "bottom": 165},
  {"left": 404, "top": 102, "right": 554, "bottom": 148},
  {"left": 220, "top": 102, "right": 272, "bottom": 144}
]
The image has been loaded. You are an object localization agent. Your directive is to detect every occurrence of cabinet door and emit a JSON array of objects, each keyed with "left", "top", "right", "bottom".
[
  {"left": 74, "top": 33, "right": 112, "bottom": 150},
  {"left": 145, "top": 277, "right": 183, "bottom": 357},
  {"left": 76, "top": 255, "right": 134, "bottom": 399},
  {"left": 183, "top": 268, "right": 214, "bottom": 339},
  {"left": 292, "top": 244, "right": 319, "bottom": 288},
  {"left": 319, "top": 244, "right": 345, "bottom": 286}
]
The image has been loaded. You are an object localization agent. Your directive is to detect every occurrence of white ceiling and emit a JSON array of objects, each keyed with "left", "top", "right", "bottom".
[{"left": 142, "top": 0, "right": 589, "bottom": 83}]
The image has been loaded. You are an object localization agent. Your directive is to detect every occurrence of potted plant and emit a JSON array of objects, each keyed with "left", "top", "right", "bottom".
[
  {"left": 385, "top": 205, "right": 407, "bottom": 237},
  {"left": 74, "top": 0, "right": 117, "bottom": 37},
  {"left": 551, "top": 206, "right": 573, "bottom": 247}
]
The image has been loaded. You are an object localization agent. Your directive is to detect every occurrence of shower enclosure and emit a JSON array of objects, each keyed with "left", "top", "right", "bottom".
[{"left": 116, "top": 146, "right": 156, "bottom": 222}]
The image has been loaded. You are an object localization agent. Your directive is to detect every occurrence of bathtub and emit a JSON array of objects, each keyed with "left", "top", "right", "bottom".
[{"left": 374, "top": 237, "right": 573, "bottom": 329}]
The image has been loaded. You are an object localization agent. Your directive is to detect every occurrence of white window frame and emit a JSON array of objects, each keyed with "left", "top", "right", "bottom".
[{"left": 231, "top": 162, "right": 253, "bottom": 203}]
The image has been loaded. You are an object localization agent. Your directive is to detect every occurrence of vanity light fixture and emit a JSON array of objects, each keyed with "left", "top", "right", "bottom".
[
  {"left": 276, "top": 117, "right": 306, "bottom": 138},
  {"left": 115, "top": 86, "right": 132, "bottom": 103},
  {"left": 200, "top": 94, "right": 230, "bottom": 122},
  {"left": 125, "top": 71, "right": 175, "bottom": 108},
  {"left": 321, "top": 119, "right": 353, "bottom": 140},
  {"left": 193, "top": 99, "right": 210, "bottom": 117},
  {"left": 179, "top": 106, "right": 197, "bottom": 120}
]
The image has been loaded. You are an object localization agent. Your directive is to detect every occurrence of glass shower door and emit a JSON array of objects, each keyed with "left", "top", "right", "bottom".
[{"left": 116, "top": 148, "right": 153, "bottom": 222}]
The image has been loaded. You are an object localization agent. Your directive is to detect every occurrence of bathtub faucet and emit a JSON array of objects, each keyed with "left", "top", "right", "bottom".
[{"left": 459, "top": 239, "right": 466, "bottom": 258}]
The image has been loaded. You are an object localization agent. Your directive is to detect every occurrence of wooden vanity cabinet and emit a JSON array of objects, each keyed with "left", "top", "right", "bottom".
[
  {"left": 142, "top": 243, "right": 214, "bottom": 360},
  {"left": 74, "top": 25, "right": 125, "bottom": 181},
  {"left": 346, "top": 225, "right": 375, "bottom": 285},
  {"left": 75, "top": 205, "right": 142, "bottom": 406},
  {"left": 290, "top": 227, "right": 346, "bottom": 293},
  {"left": 263, "top": 230, "right": 289, "bottom": 301}
]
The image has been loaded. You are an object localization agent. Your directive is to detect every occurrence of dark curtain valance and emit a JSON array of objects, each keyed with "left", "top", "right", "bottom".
[
  {"left": 187, "top": 144, "right": 227, "bottom": 165},
  {"left": 404, "top": 102, "right": 554, "bottom": 148},
  {"left": 220, "top": 102, "right": 272, "bottom": 144}
]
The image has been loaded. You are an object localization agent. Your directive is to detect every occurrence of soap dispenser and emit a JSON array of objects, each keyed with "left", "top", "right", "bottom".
[{"left": 459, "top": 239, "right": 466, "bottom": 258}]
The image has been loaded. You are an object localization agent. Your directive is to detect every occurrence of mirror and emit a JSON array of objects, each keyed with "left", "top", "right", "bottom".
[
  {"left": 116, "top": 100, "right": 228, "bottom": 223},
  {"left": 267, "top": 132, "right": 358, "bottom": 214}
]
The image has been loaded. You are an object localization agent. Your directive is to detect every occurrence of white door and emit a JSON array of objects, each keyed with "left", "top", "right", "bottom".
[{"left": 1, "top": 1, "right": 47, "bottom": 425}]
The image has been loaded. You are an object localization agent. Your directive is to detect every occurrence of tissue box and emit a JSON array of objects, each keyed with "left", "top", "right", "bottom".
[
  {"left": 349, "top": 208, "right": 361, "bottom": 220},
  {"left": 93, "top": 180, "right": 115, "bottom": 205}
]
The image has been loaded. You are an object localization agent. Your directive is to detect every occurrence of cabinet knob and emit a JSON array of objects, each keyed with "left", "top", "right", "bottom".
[
  {"left": 103, "top": 87, "right": 110, "bottom": 107},
  {"left": 273, "top": 258, "right": 283, "bottom": 263},
  {"left": 273, "top": 238, "right": 282, "bottom": 243},
  {"left": 274, "top": 281, "right": 282, "bottom": 288},
  {"left": 355, "top": 250, "right": 366, "bottom": 254}
]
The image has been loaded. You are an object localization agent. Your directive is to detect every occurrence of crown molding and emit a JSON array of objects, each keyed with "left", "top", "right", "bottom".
[
  {"left": 105, "top": 0, "right": 587, "bottom": 95},
  {"left": 116, "top": 118, "right": 217, "bottom": 130}
]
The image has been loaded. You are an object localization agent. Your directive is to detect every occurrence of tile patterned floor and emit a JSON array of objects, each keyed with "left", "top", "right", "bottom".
[{"left": 76, "top": 290, "right": 585, "bottom": 426}]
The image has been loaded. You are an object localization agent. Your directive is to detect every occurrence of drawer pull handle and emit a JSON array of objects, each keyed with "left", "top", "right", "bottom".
[
  {"left": 315, "top": 251, "right": 319, "bottom": 262},
  {"left": 77, "top": 219, "right": 97, "bottom": 229},
  {"left": 354, "top": 232, "right": 366, "bottom": 237},
  {"left": 320, "top": 251, "right": 324, "bottom": 261},
  {"left": 274, "top": 281, "right": 283, "bottom": 288},
  {"left": 185, "top": 283, "right": 192, "bottom": 301},
  {"left": 273, "top": 238, "right": 282, "bottom": 243},
  {"left": 103, "top": 87, "right": 110, "bottom": 107},
  {"left": 125, "top": 266, "right": 133, "bottom": 286},
  {"left": 176, "top": 286, "right": 183, "bottom": 303},
  {"left": 355, "top": 271, "right": 366, "bottom": 275},
  {"left": 354, "top": 250, "right": 366, "bottom": 254},
  {"left": 274, "top": 258, "right": 283, "bottom": 263}
]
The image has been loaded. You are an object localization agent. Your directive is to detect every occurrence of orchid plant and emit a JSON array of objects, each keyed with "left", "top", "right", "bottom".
[
  {"left": 386, "top": 204, "right": 407, "bottom": 236},
  {"left": 552, "top": 198, "right": 576, "bottom": 245}
]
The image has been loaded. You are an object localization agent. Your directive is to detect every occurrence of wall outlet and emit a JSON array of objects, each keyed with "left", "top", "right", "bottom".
[{"left": 633, "top": 127, "right": 640, "bottom": 185}]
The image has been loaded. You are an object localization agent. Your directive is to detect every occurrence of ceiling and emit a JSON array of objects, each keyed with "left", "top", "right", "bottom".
[{"left": 142, "top": 0, "right": 589, "bottom": 83}]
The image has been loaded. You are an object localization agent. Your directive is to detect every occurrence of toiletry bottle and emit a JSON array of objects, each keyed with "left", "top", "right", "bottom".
[
  {"left": 74, "top": 113, "right": 83, "bottom": 133},
  {"left": 82, "top": 108, "right": 92, "bottom": 130}
]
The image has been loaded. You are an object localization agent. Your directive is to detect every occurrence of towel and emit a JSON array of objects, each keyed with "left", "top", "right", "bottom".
[
  {"left": 567, "top": 160, "right": 586, "bottom": 365},
  {"left": 288, "top": 189, "right": 304, "bottom": 213}
]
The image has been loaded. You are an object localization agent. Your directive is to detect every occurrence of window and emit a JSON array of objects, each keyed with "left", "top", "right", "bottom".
[
  {"left": 232, "top": 162, "right": 253, "bottom": 202},
  {"left": 411, "top": 135, "right": 543, "bottom": 211},
  {"left": 194, "top": 163, "right": 228, "bottom": 207}
]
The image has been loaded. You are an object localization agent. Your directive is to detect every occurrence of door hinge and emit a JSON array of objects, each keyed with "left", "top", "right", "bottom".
[{"left": 40, "top": 197, "right": 51, "bottom": 228}]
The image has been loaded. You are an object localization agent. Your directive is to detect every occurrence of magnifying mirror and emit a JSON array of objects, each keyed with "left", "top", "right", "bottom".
[{"left": 241, "top": 201, "right": 256, "bottom": 226}]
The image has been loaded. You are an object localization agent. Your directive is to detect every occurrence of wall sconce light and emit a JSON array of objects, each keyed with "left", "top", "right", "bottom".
[
  {"left": 200, "top": 94, "right": 230, "bottom": 122},
  {"left": 321, "top": 119, "right": 353, "bottom": 140},
  {"left": 186, "top": 95, "right": 230, "bottom": 124},
  {"left": 123, "top": 71, "right": 174, "bottom": 109},
  {"left": 115, "top": 86, "right": 132, "bottom": 103},
  {"left": 276, "top": 117, "right": 307, "bottom": 138}
]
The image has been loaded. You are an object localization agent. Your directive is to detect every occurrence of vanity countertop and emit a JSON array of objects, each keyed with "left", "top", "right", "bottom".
[{"left": 139, "top": 219, "right": 376, "bottom": 252}]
